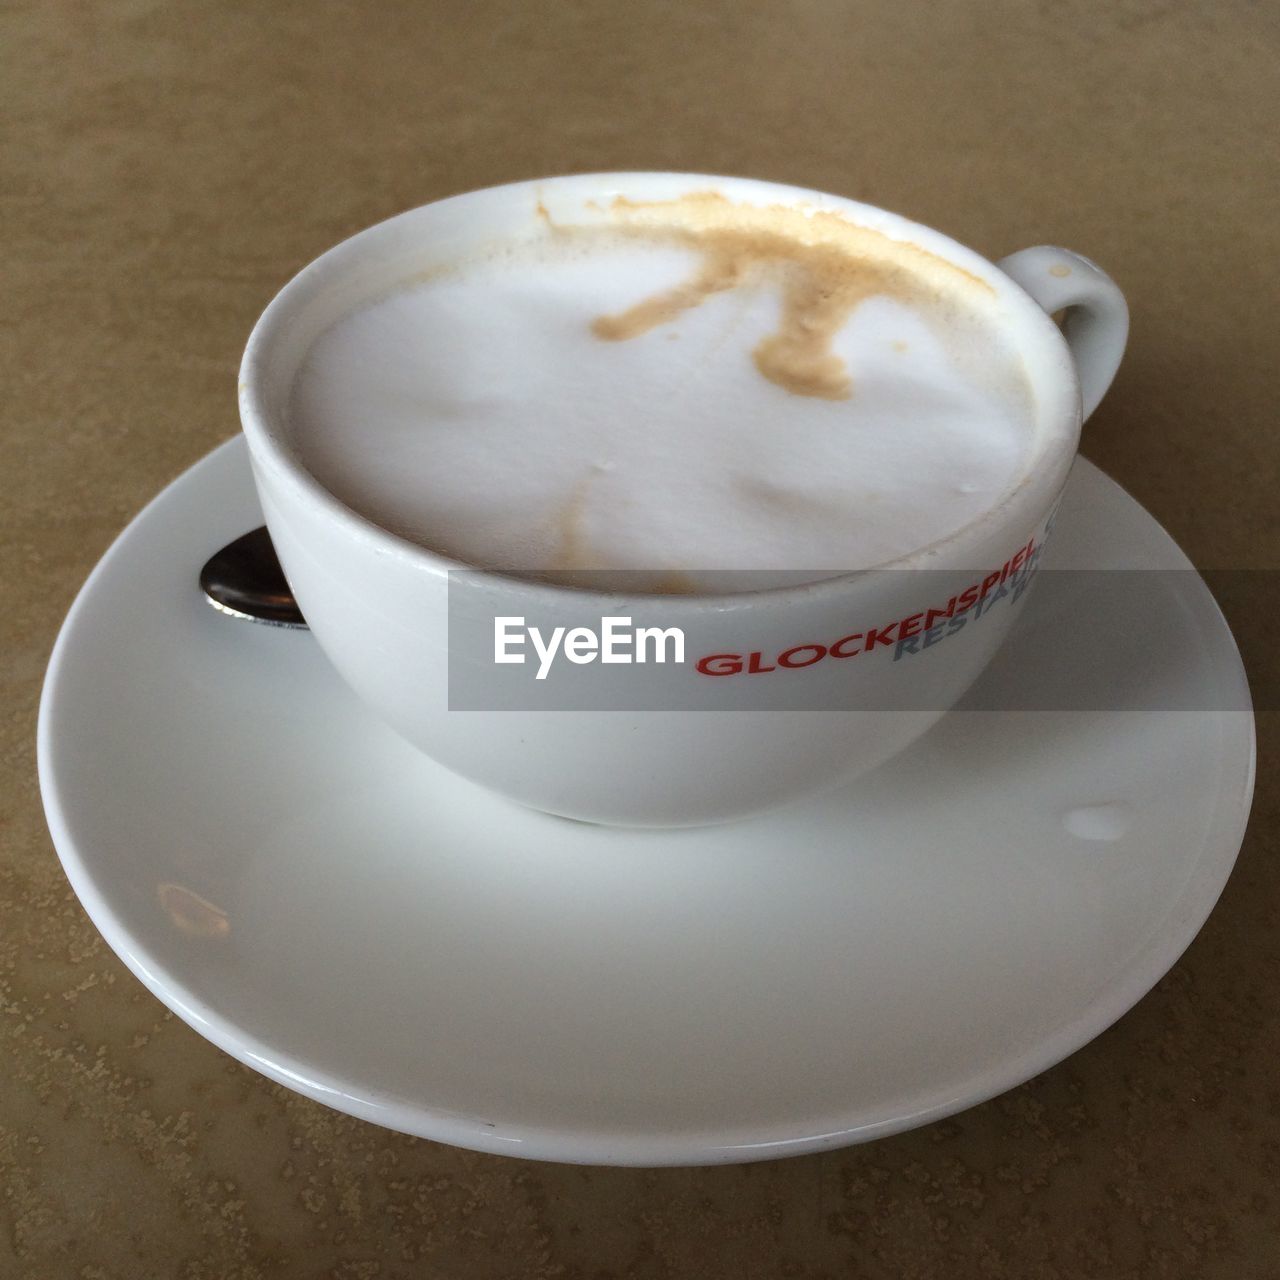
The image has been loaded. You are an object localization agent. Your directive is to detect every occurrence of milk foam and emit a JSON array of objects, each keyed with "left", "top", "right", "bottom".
[{"left": 287, "top": 226, "right": 1037, "bottom": 591}]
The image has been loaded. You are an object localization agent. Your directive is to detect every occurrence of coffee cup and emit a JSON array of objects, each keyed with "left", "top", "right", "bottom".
[{"left": 239, "top": 172, "right": 1127, "bottom": 826}]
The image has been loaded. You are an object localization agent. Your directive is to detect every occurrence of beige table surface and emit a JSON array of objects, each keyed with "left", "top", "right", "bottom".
[{"left": 4, "top": 1, "right": 1277, "bottom": 1276}]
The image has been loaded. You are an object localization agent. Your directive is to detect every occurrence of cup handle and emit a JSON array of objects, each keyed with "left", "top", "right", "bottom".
[{"left": 997, "top": 247, "right": 1129, "bottom": 423}]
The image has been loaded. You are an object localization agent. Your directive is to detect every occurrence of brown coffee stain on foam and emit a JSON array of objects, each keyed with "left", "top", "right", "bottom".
[
  {"left": 591, "top": 249, "right": 748, "bottom": 343},
  {"left": 645, "top": 570, "right": 698, "bottom": 594},
  {"left": 547, "top": 468, "right": 599, "bottom": 572},
  {"left": 544, "top": 468, "right": 699, "bottom": 592},
  {"left": 755, "top": 257, "right": 862, "bottom": 399},
  {"left": 586, "top": 191, "right": 993, "bottom": 400}
]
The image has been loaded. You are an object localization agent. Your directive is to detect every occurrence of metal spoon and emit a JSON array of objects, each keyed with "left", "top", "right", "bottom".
[{"left": 200, "top": 527, "right": 308, "bottom": 629}]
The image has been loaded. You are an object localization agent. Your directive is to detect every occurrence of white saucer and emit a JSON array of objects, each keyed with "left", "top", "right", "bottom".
[{"left": 38, "top": 439, "right": 1255, "bottom": 1166}]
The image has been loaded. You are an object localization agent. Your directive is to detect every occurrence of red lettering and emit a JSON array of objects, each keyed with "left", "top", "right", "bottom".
[
  {"left": 830, "top": 632, "right": 863, "bottom": 658},
  {"left": 864, "top": 622, "right": 898, "bottom": 649},
  {"left": 778, "top": 644, "right": 827, "bottom": 669},
  {"left": 693, "top": 538, "right": 1035, "bottom": 678},
  {"left": 696, "top": 653, "right": 742, "bottom": 676},
  {"left": 925, "top": 598, "right": 958, "bottom": 628}
]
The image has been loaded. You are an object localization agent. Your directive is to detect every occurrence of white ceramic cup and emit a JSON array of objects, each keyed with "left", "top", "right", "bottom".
[{"left": 239, "top": 172, "right": 1128, "bottom": 826}]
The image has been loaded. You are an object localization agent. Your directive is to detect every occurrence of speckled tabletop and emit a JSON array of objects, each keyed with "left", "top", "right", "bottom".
[{"left": 4, "top": 1, "right": 1277, "bottom": 1276}]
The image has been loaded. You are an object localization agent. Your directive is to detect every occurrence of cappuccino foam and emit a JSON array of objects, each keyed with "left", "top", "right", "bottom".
[{"left": 287, "top": 195, "right": 1038, "bottom": 591}]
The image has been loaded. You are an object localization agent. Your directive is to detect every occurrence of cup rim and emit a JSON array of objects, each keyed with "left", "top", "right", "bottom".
[{"left": 239, "top": 170, "right": 1082, "bottom": 608}]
